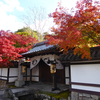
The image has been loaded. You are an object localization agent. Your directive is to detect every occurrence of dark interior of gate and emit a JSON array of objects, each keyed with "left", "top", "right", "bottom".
[{"left": 39, "top": 59, "right": 65, "bottom": 84}]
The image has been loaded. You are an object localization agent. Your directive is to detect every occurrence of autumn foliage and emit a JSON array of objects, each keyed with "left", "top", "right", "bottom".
[
  {"left": 0, "top": 30, "right": 37, "bottom": 66},
  {"left": 47, "top": 0, "right": 100, "bottom": 59}
]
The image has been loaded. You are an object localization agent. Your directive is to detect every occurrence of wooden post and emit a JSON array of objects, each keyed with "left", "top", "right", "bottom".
[
  {"left": 51, "top": 64, "right": 60, "bottom": 91},
  {"left": 30, "top": 69, "right": 32, "bottom": 85},
  {"left": 7, "top": 68, "right": 10, "bottom": 84},
  {"left": 52, "top": 72, "right": 60, "bottom": 91},
  {"left": 26, "top": 66, "right": 27, "bottom": 83},
  {"left": 69, "top": 64, "right": 71, "bottom": 100},
  {"left": 69, "top": 65, "right": 71, "bottom": 89},
  {"left": 52, "top": 73, "right": 57, "bottom": 90}
]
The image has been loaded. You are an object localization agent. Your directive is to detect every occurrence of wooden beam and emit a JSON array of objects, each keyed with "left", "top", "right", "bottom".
[{"left": 70, "top": 82, "right": 100, "bottom": 87}]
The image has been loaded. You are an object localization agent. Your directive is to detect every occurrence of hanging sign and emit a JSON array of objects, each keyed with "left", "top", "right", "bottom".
[{"left": 30, "top": 54, "right": 63, "bottom": 69}]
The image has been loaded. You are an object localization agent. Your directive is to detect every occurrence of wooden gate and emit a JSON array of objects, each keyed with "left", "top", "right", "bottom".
[
  {"left": 39, "top": 60, "right": 65, "bottom": 84},
  {"left": 39, "top": 60, "right": 52, "bottom": 82}
]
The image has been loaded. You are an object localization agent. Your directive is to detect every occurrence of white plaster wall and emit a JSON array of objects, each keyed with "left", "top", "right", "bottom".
[
  {"left": 65, "top": 67, "right": 69, "bottom": 77},
  {"left": 0, "top": 69, "right": 1, "bottom": 80},
  {"left": 9, "top": 78, "right": 18, "bottom": 82},
  {"left": 1, "top": 68, "right": 7, "bottom": 80},
  {"left": 9, "top": 68, "right": 18, "bottom": 82},
  {"left": 2, "top": 68, "right": 7, "bottom": 76},
  {"left": 32, "top": 66, "right": 39, "bottom": 76},
  {"left": 0, "top": 68, "right": 7, "bottom": 80},
  {"left": 0, "top": 69, "right": 1, "bottom": 75},
  {"left": 71, "top": 64, "right": 100, "bottom": 92},
  {"left": 23, "top": 77, "right": 39, "bottom": 81},
  {"left": 23, "top": 77, "right": 26, "bottom": 81},
  {"left": 1, "top": 78, "right": 7, "bottom": 80},
  {"left": 71, "top": 64, "right": 100, "bottom": 83},
  {"left": 32, "top": 65, "right": 39, "bottom": 81},
  {"left": 72, "top": 85, "right": 100, "bottom": 92},
  {"left": 32, "top": 77, "right": 39, "bottom": 81},
  {"left": 27, "top": 77, "right": 30, "bottom": 81},
  {"left": 65, "top": 67, "right": 69, "bottom": 85},
  {"left": 65, "top": 79, "right": 69, "bottom": 85},
  {"left": 9, "top": 68, "right": 18, "bottom": 76}
]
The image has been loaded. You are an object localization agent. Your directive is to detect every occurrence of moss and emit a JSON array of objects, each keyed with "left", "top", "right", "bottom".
[
  {"left": 38, "top": 90, "right": 69, "bottom": 99},
  {"left": 8, "top": 85, "right": 16, "bottom": 88}
]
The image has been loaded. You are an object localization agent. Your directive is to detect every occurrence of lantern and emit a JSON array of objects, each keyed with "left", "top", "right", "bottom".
[
  {"left": 50, "top": 64, "right": 56, "bottom": 74},
  {"left": 22, "top": 66, "right": 26, "bottom": 73}
]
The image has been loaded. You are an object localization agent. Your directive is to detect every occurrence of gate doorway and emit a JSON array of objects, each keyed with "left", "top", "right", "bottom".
[
  {"left": 39, "top": 59, "right": 52, "bottom": 82},
  {"left": 39, "top": 59, "right": 65, "bottom": 84}
]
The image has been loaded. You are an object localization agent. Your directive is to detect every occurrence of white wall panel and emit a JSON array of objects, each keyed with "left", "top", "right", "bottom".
[
  {"left": 71, "top": 64, "right": 100, "bottom": 84},
  {"left": 0, "top": 69, "right": 1, "bottom": 75},
  {"left": 72, "top": 85, "right": 100, "bottom": 92},
  {"left": 0, "top": 68, "right": 7, "bottom": 80},
  {"left": 9, "top": 78, "right": 18, "bottom": 82},
  {"left": 9, "top": 68, "right": 18, "bottom": 76},
  {"left": 32, "top": 77, "right": 39, "bottom": 81},
  {"left": 65, "top": 79, "right": 69, "bottom": 85},
  {"left": 2, "top": 68, "right": 7, "bottom": 76},
  {"left": 23, "top": 77, "right": 26, "bottom": 81},
  {"left": 32, "top": 66, "right": 39, "bottom": 76},
  {"left": 71, "top": 64, "right": 100, "bottom": 92},
  {"left": 27, "top": 77, "right": 30, "bottom": 81},
  {"left": 1, "top": 77, "right": 7, "bottom": 80},
  {"left": 65, "top": 67, "right": 69, "bottom": 77}
]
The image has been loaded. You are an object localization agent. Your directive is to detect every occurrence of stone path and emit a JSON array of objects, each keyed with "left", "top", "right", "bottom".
[{"left": 24, "top": 82, "right": 69, "bottom": 94}]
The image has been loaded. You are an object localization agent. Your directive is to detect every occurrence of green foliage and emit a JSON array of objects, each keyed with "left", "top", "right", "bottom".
[
  {"left": 16, "top": 32, "right": 30, "bottom": 36},
  {"left": 15, "top": 27, "right": 43, "bottom": 41},
  {"left": 15, "top": 27, "right": 33, "bottom": 33},
  {"left": 33, "top": 31, "right": 40, "bottom": 40}
]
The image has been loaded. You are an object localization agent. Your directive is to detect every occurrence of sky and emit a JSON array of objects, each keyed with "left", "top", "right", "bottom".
[{"left": 0, "top": 0, "right": 78, "bottom": 33}]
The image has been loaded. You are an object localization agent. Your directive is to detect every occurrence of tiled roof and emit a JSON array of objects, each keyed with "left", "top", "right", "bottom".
[
  {"left": 22, "top": 41, "right": 57, "bottom": 57},
  {"left": 59, "top": 46, "right": 100, "bottom": 62}
]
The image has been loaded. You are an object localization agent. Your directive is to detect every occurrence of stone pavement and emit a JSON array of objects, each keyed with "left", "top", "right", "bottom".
[
  {"left": 0, "top": 82, "right": 69, "bottom": 100},
  {"left": 23, "top": 82, "right": 69, "bottom": 93}
]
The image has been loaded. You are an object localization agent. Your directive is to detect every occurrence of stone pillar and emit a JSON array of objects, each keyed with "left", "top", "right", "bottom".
[
  {"left": 71, "top": 92, "right": 79, "bottom": 100},
  {"left": 15, "top": 59, "right": 25, "bottom": 87}
]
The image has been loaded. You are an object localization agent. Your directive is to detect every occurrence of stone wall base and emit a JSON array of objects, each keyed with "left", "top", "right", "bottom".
[
  {"left": 71, "top": 91, "right": 100, "bottom": 100},
  {"left": 0, "top": 80, "right": 7, "bottom": 89},
  {"left": 15, "top": 80, "right": 25, "bottom": 87}
]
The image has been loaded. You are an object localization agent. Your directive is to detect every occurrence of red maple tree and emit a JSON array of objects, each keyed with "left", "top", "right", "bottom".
[
  {"left": 0, "top": 30, "right": 37, "bottom": 67},
  {"left": 47, "top": 0, "right": 100, "bottom": 59}
]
